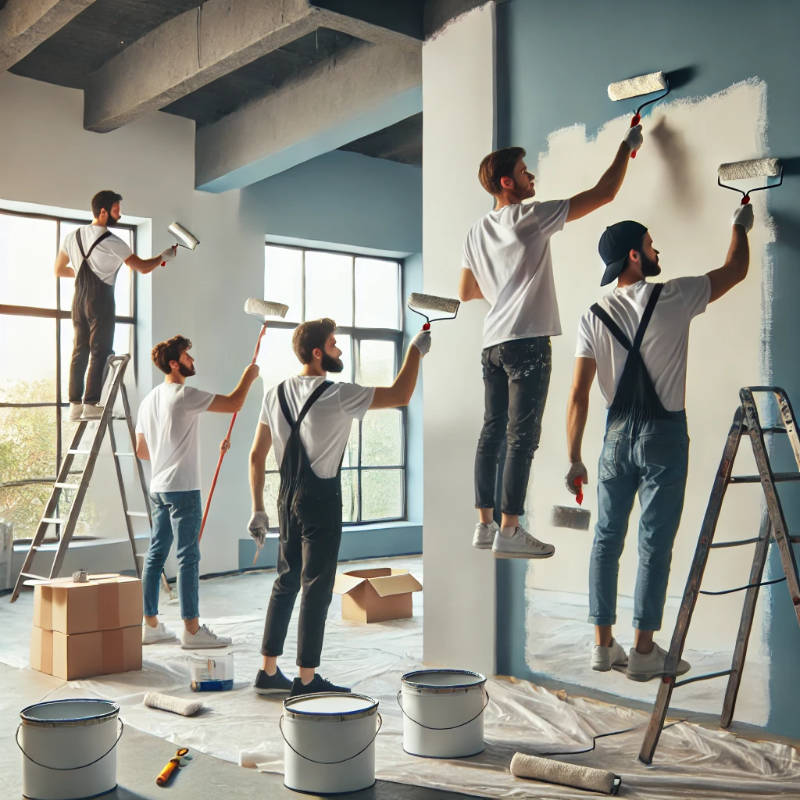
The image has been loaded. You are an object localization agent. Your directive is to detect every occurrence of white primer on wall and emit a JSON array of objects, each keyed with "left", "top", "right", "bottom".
[
  {"left": 522, "top": 80, "right": 774, "bottom": 701},
  {"left": 422, "top": 3, "right": 497, "bottom": 675}
]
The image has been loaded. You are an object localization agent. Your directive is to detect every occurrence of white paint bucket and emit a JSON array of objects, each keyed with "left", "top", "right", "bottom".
[
  {"left": 281, "top": 692, "right": 381, "bottom": 794},
  {"left": 17, "top": 698, "right": 122, "bottom": 800},
  {"left": 399, "top": 669, "right": 488, "bottom": 758}
]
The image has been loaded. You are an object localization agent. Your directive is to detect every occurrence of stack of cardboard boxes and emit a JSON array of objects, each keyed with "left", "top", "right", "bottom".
[
  {"left": 30, "top": 574, "right": 143, "bottom": 680},
  {"left": 334, "top": 567, "right": 422, "bottom": 623}
]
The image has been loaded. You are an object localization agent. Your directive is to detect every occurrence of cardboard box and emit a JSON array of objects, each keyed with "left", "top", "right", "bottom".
[
  {"left": 333, "top": 568, "right": 422, "bottom": 623},
  {"left": 33, "top": 574, "right": 142, "bottom": 634},
  {"left": 30, "top": 625, "right": 142, "bottom": 680}
]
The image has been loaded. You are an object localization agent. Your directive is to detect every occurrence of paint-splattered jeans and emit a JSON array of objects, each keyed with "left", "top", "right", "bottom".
[
  {"left": 589, "top": 411, "right": 689, "bottom": 631},
  {"left": 474, "top": 337, "right": 551, "bottom": 516}
]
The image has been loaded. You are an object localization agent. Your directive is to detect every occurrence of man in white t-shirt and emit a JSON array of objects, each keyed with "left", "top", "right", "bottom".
[
  {"left": 458, "top": 125, "right": 644, "bottom": 559},
  {"left": 54, "top": 190, "right": 177, "bottom": 421},
  {"left": 247, "top": 317, "right": 431, "bottom": 696},
  {"left": 135, "top": 334, "right": 260, "bottom": 649},
  {"left": 565, "top": 203, "right": 754, "bottom": 681}
]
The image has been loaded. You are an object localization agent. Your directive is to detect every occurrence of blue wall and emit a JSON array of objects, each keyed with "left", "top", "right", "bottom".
[{"left": 496, "top": 0, "right": 800, "bottom": 738}]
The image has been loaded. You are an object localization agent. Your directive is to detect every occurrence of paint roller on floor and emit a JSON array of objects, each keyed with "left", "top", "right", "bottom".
[
  {"left": 197, "top": 298, "right": 288, "bottom": 543},
  {"left": 718, "top": 157, "right": 783, "bottom": 204},
  {"left": 143, "top": 692, "right": 204, "bottom": 717},
  {"left": 608, "top": 70, "right": 670, "bottom": 158},
  {"left": 407, "top": 292, "right": 460, "bottom": 330},
  {"left": 510, "top": 752, "right": 621, "bottom": 795}
]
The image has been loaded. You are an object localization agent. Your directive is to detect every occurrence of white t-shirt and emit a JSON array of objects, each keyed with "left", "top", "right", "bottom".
[
  {"left": 575, "top": 277, "right": 711, "bottom": 412},
  {"left": 259, "top": 375, "right": 375, "bottom": 479},
  {"left": 462, "top": 198, "right": 570, "bottom": 349},
  {"left": 62, "top": 225, "right": 132, "bottom": 286},
  {"left": 135, "top": 383, "right": 215, "bottom": 493}
]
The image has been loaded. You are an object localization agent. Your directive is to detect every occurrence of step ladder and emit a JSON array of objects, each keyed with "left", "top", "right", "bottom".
[
  {"left": 10, "top": 354, "right": 152, "bottom": 602},
  {"left": 639, "top": 386, "right": 800, "bottom": 763}
]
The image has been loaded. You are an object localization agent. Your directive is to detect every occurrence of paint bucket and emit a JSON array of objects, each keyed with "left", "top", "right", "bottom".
[
  {"left": 189, "top": 652, "right": 234, "bottom": 691},
  {"left": 281, "top": 693, "right": 381, "bottom": 794},
  {"left": 399, "top": 669, "right": 488, "bottom": 758},
  {"left": 17, "top": 698, "right": 122, "bottom": 800}
]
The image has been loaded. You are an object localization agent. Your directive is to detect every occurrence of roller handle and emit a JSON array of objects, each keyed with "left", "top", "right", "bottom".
[
  {"left": 574, "top": 478, "right": 584, "bottom": 506},
  {"left": 629, "top": 113, "right": 641, "bottom": 159},
  {"left": 156, "top": 758, "right": 180, "bottom": 786},
  {"left": 423, "top": 322, "right": 430, "bottom": 331},
  {"left": 741, "top": 194, "right": 751, "bottom": 205}
]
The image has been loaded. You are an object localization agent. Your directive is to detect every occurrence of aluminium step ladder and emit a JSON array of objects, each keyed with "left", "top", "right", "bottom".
[
  {"left": 639, "top": 386, "right": 800, "bottom": 763},
  {"left": 10, "top": 354, "right": 152, "bottom": 601}
]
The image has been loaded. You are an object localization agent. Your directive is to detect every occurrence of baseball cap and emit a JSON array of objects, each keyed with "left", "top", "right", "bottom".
[{"left": 598, "top": 221, "right": 648, "bottom": 286}]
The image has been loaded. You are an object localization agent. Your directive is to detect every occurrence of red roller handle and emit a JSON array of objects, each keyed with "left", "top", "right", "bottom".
[
  {"left": 574, "top": 478, "right": 584, "bottom": 506},
  {"left": 423, "top": 322, "right": 430, "bottom": 331},
  {"left": 629, "top": 113, "right": 641, "bottom": 159},
  {"left": 741, "top": 194, "right": 751, "bottom": 205}
]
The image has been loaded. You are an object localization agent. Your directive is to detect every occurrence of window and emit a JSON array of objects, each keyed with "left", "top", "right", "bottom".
[
  {"left": 0, "top": 209, "right": 137, "bottom": 540},
  {"left": 261, "top": 244, "right": 405, "bottom": 526}
]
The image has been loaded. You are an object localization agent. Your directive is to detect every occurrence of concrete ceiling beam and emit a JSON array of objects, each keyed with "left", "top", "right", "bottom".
[
  {"left": 0, "top": 0, "right": 95, "bottom": 72},
  {"left": 195, "top": 41, "right": 421, "bottom": 192}
]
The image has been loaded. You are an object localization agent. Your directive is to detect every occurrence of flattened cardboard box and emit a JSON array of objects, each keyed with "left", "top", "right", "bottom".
[
  {"left": 30, "top": 625, "right": 142, "bottom": 680},
  {"left": 333, "top": 568, "right": 422, "bottom": 623},
  {"left": 33, "top": 574, "right": 142, "bottom": 634}
]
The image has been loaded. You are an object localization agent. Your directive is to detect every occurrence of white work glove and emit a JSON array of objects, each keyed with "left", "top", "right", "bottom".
[
  {"left": 623, "top": 123, "right": 643, "bottom": 154},
  {"left": 565, "top": 461, "right": 588, "bottom": 496},
  {"left": 410, "top": 329, "right": 432, "bottom": 357},
  {"left": 159, "top": 245, "right": 177, "bottom": 265},
  {"left": 248, "top": 511, "right": 269, "bottom": 547},
  {"left": 732, "top": 202, "right": 754, "bottom": 233}
]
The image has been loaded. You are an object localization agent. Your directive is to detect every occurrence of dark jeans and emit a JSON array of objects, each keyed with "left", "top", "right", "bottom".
[
  {"left": 261, "top": 478, "right": 342, "bottom": 669},
  {"left": 69, "top": 280, "right": 115, "bottom": 404},
  {"left": 474, "top": 337, "right": 551, "bottom": 516}
]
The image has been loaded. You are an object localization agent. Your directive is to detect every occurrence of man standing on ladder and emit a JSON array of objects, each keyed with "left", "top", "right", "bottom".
[
  {"left": 54, "top": 190, "right": 177, "bottom": 421},
  {"left": 458, "top": 124, "right": 643, "bottom": 559},
  {"left": 565, "top": 203, "right": 753, "bottom": 680},
  {"left": 136, "top": 335, "right": 260, "bottom": 648},
  {"left": 247, "top": 318, "right": 431, "bottom": 696}
]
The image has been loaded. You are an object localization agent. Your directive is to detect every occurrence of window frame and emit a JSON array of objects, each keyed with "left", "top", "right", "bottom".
[
  {"left": 263, "top": 242, "right": 407, "bottom": 526},
  {"left": 0, "top": 207, "right": 138, "bottom": 542}
]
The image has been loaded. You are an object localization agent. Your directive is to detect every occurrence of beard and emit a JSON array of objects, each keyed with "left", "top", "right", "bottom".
[
  {"left": 178, "top": 362, "right": 196, "bottom": 377},
  {"left": 321, "top": 353, "right": 344, "bottom": 373},
  {"left": 641, "top": 251, "right": 661, "bottom": 278}
]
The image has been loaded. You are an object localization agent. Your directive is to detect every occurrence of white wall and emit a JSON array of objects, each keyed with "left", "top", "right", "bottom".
[{"left": 422, "top": 3, "right": 497, "bottom": 675}]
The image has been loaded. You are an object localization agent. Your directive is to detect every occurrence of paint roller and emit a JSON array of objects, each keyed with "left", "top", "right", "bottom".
[
  {"left": 551, "top": 478, "right": 591, "bottom": 531},
  {"left": 718, "top": 157, "right": 783, "bottom": 204},
  {"left": 143, "top": 692, "right": 204, "bottom": 717},
  {"left": 511, "top": 753, "right": 621, "bottom": 795},
  {"left": 607, "top": 70, "right": 670, "bottom": 158},
  {"left": 407, "top": 292, "right": 460, "bottom": 330},
  {"left": 168, "top": 222, "right": 199, "bottom": 250},
  {"left": 197, "top": 298, "right": 289, "bottom": 543}
]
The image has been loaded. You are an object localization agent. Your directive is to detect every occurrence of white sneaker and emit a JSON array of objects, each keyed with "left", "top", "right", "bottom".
[
  {"left": 626, "top": 642, "right": 690, "bottom": 682},
  {"left": 80, "top": 403, "right": 104, "bottom": 420},
  {"left": 68, "top": 403, "right": 83, "bottom": 421},
  {"left": 181, "top": 624, "right": 231, "bottom": 650},
  {"left": 591, "top": 639, "right": 628, "bottom": 672},
  {"left": 142, "top": 621, "right": 176, "bottom": 645},
  {"left": 472, "top": 521, "right": 499, "bottom": 550},
  {"left": 492, "top": 525, "right": 555, "bottom": 559}
]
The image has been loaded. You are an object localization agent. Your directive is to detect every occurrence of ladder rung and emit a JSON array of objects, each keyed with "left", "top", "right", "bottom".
[
  {"left": 710, "top": 537, "right": 762, "bottom": 549},
  {"left": 40, "top": 517, "right": 64, "bottom": 525},
  {"left": 20, "top": 571, "right": 48, "bottom": 580},
  {"left": 674, "top": 669, "right": 733, "bottom": 688},
  {"left": 54, "top": 482, "right": 80, "bottom": 490},
  {"left": 113, "top": 452, "right": 135, "bottom": 457},
  {"left": 790, "top": 536, "right": 800, "bottom": 544},
  {"left": 760, "top": 426, "right": 788, "bottom": 434},
  {"left": 67, "top": 449, "right": 92, "bottom": 455},
  {"left": 729, "top": 472, "right": 800, "bottom": 483},
  {"left": 126, "top": 511, "right": 148, "bottom": 518},
  {"left": 112, "top": 415, "right": 128, "bottom": 420}
]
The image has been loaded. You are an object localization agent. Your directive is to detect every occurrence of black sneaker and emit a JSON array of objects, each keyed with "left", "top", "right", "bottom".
[
  {"left": 254, "top": 667, "right": 292, "bottom": 695},
  {"left": 289, "top": 674, "right": 351, "bottom": 697}
]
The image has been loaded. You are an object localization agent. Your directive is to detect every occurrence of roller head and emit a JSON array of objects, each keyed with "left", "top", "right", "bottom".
[
  {"left": 407, "top": 292, "right": 460, "bottom": 315},
  {"left": 511, "top": 753, "right": 621, "bottom": 794},
  {"left": 551, "top": 504, "right": 591, "bottom": 531},
  {"left": 168, "top": 222, "right": 199, "bottom": 250},
  {"left": 608, "top": 71, "right": 667, "bottom": 101},
  {"left": 244, "top": 297, "right": 289, "bottom": 319},
  {"left": 718, "top": 158, "right": 782, "bottom": 181}
]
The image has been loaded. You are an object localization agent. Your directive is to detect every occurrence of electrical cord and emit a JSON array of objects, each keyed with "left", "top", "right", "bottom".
[
  {"left": 535, "top": 719, "right": 686, "bottom": 758},
  {"left": 700, "top": 576, "right": 785, "bottom": 596}
]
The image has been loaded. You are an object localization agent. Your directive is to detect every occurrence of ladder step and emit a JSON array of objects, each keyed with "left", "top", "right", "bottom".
[
  {"left": 126, "top": 511, "right": 148, "bottom": 518},
  {"left": 20, "top": 571, "right": 48, "bottom": 580},
  {"left": 113, "top": 452, "right": 135, "bottom": 457},
  {"left": 673, "top": 669, "right": 733, "bottom": 688},
  {"left": 710, "top": 537, "right": 762, "bottom": 549},
  {"left": 41, "top": 517, "right": 64, "bottom": 525},
  {"left": 760, "top": 426, "right": 788, "bottom": 434},
  {"left": 729, "top": 472, "right": 800, "bottom": 483},
  {"left": 54, "top": 482, "right": 80, "bottom": 490},
  {"left": 67, "top": 449, "right": 92, "bottom": 455}
]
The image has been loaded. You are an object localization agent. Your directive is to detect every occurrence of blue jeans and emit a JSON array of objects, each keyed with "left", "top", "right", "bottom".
[
  {"left": 474, "top": 337, "right": 551, "bottom": 515},
  {"left": 143, "top": 490, "right": 202, "bottom": 620},
  {"left": 589, "top": 412, "right": 689, "bottom": 631}
]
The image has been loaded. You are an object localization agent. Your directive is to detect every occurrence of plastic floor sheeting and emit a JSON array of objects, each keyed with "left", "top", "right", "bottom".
[{"left": 2, "top": 556, "right": 799, "bottom": 799}]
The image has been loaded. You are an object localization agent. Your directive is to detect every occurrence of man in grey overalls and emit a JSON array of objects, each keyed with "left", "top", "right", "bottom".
[
  {"left": 247, "top": 318, "right": 431, "bottom": 696},
  {"left": 565, "top": 203, "right": 753, "bottom": 681}
]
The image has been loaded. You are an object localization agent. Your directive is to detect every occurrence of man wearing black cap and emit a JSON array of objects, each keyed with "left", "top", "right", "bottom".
[{"left": 565, "top": 203, "right": 753, "bottom": 681}]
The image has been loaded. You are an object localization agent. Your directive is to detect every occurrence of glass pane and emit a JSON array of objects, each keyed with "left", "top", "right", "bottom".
[
  {"left": 265, "top": 246, "right": 303, "bottom": 323},
  {"left": 356, "top": 339, "right": 396, "bottom": 386},
  {"left": 0, "top": 316, "right": 57, "bottom": 403},
  {"left": 361, "top": 468, "right": 403, "bottom": 520},
  {"left": 257, "top": 328, "right": 299, "bottom": 388},
  {"left": 0, "top": 404, "right": 57, "bottom": 494},
  {"left": 361, "top": 410, "right": 402, "bottom": 466},
  {"left": 304, "top": 251, "right": 352, "bottom": 325},
  {"left": 0, "top": 483, "right": 54, "bottom": 540},
  {"left": 341, "top": 468, "right": 358, "bottom": 524},
  {"left": 355, "top": 258, "right": 400, "bottom": 329},
  {"left": 0, "top": 214, "right": 57, "bottom": 308}
]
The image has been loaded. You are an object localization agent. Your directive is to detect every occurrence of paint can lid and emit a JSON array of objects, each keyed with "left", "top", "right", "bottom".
[
  {"left": 283, "top": 692, "right": 378, "bottom": 719},
  {"left": 401, "top": 669, "right": 486, "bottom": 690}
]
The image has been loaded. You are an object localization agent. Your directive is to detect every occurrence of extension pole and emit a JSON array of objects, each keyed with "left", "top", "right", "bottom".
[{"left": 198, "top": 323, "right": 267, "bottom": 542}]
